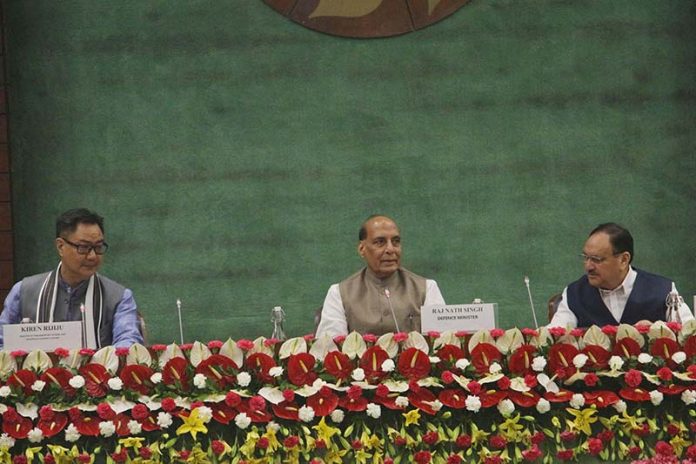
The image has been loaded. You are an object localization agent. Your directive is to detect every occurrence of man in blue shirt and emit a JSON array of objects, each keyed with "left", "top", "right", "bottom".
[{"left": 0, "top": 208, "right": 143, "bottom": 349}]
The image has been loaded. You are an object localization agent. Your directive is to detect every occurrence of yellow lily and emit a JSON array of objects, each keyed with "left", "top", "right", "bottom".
[
  {"left": 566, "top": 407, "right": 598, "bottom": 436},
  {"left": 403, "top": 409, "right": 421, "bottom": 426},
  {"left": 175, "top": 408, "right": 208, "bottom": 440}
]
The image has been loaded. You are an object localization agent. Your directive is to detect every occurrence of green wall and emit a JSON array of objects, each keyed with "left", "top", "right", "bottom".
[{"left": 3, "top": 0, "right": 695, "bottom": 343}]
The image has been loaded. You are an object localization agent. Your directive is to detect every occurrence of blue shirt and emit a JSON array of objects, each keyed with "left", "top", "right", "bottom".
[{"left": 0, "top": 277, "right": 143, "bottom": 349}]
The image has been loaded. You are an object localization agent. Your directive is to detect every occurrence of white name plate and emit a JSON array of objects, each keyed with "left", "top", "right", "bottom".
[
  {"left": 421, "top": 303, "right": 498, "bottom": 333},
  {"left": 2, "top": 321, "right": 82, "bottom": 352}
]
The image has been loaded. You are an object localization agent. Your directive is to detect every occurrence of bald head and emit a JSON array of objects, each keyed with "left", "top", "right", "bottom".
[{"left": 358, "top": 215, "right": 401, "bottom": 278}]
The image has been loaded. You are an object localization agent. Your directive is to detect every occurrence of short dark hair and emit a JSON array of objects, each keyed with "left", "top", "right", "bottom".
[
  {"left": 56, "top": 208, "right": 105, "bottom": 238},
  {"left": 358, "top": 214, "right": 395, "bottom": 241},
  {"left": 589, "top": 222, "right": 633, "bottom": 263}
]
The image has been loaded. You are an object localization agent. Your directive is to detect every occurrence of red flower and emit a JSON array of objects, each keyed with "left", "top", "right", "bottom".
[
  {"left": 211, "top": 440, "right": 225, "bottom": 455},
  {"left": 97, "top": 403, "right": 116, "bottom": 420},
  {"left": 436, "top": 345, "right": 466, "bottom": 370},
  {"left": 257, "top": 437, "right": 270, "bottom": 449},
  {"left": 397, "top": 348, "right": 431, "bottom": 380},
  {"left": 650, "top": 338, "right": 680, "bottom": 363},
  {"left": 657, "top": 367, "right": 673, "bottom": 382},
  {"left": 322, "top": 351, "right": 354, "bottom": 380},
  {"left": 161, "top": 357, "right": 191, "bottom": 391},
  {"left": 581, "top": 345, "right": 610, "bottom": 369},
  {"left": 119, "top": 364, "right": 154, "bottom": 395},
  {"left": 666, "top": 424, "right": 680, "bottom": 436},
  {"left": 548, "top": 327, "right": 566, "bottom": 337},
  {"left": 305, "top": 387, "right": 339, "bottom": 416},
  {"left": 584, "top": 373, "right": 599, "bottom": 387},
  {"left": 394, "top": 435, "right": 407, "bottom": 446},
  {"left": 414, "top": 451, "right": 432, "bottom": 464},
  {"left": 161, "top": 397, "right": 178, "bottom": 411},
  {"left": 362, "top": 333, "right": 377, "bottom": 343},
  {"left": 271, "top": 401, "right": 300, "bottom": 420},
  {"left": 447, "top": 455, "right": 463, "bottom": 464},
  {"left": 524, "top": 374, "right": 538, "bottom": 388},
  {"left": 683, "top": 336, "right": 696, "bottom": 357},
  {"left": 508, "top": 344, "right": 538, "bottom": 375},
  {"left": 598, "top": 430, "right": 614, "bottom": 443},
  {"left": 38, "top": 412, "right": 68, "bottom": 438},
  {"left": 522, "top": 445, "right": 542, "bottom": 462},
  {"left": 358, "top": 346, "right": 390, "bottom": 381},
  {"left": 467, "top": 381, "right": 482, "bottom": 395},
  {"left": 619, "top": 388, "right": 650, "bottom": 402},
  {"left": 283, "top": 389, "right": 296, "bottom": 402},
  {"left": 249, "top": 395, "right": 266, "bottom": 411},
  {"left": 196, "top": 355, "right": 239, "bottom": 388},
  {"left": 560, "top": 430, "right": 576, "bottom": 442},
  {"left": 587, "top": 437, "right": 603, "bottom": 455},
  {"left": 600, "top": 325, "right": 618, "bottom": 336},
  {"left": 2, "top": 414, "right": 32, "bottom": 439},
  {"left": 547, "top": 344, "right": 579, "bottom": 377},
  {"left": 131, "top": 404, "right": 149, "bottom": 420},
  {"left": 556, "top": 449, "right": 574, "bottom": 460},
  {"left": 686, "top": 445, "right": 696, "bottom": 460},
  {"left": 507, "top": 390, "right": 540, "bottom": 408},
  {"left": 441, "top": 370, "right": 455, "bottom": 384},
  {"left": 497, "top": 376, "right": 511, "bottom": 390},
  {"left": 6, "top": 369, "right": 38, "bottom": 396},
  {"left": 655, "top": 440, "right": 674, "bottom": 456},
  {"left": 408, "top": 387, "right": 438, "bottom": 415},
  {"left": 110, "top": 450, "right": 128, "bottom": 463},
  {"left": 480, "top": 390, "right": 507, "bottom": 408},
  {"left": 287, "top": 353, "right": 318, "bottom": 386},
  {"left": 439, "top": 389, "right": 467, "bottom": 409},
  {"left": 41, "top": 367, "right": 77, "bottom": 397},
  {"left": 207, "top": 340, "right": 223, "bottom": 349},
  {"left": 244, "top": 353, "right": 276, "bottom": 383},
  {"left": 456, "top": 435, "right": 472, "bottom": 449},
  {"left": 210, "top": 403, "right": 237, "bottom": 424},
  {"left": 624, "top": 369, "right": 642, "bottom": 388},
  {"left": 490, "top": 328, "right": 505, "bottom": 338},
  {"left": 612, "top": 338, "right": 642, "bottom": 358},
  {"left": 423, "top": 431, "right": 439, "bottom": 445},
  {"left": 140, "top": 447, "right": 153, "bottom": 459},
  {"left": 236, "top": 339, "right": 254, "bottom": 350},
  {"left": 583, "top": 391, "right": 619, "bottom": 408},
  {"left": 470, "top": 343, "right": 502, "bottom": 375},
  {"left": 489, "top": 435, "right": 507, "bottom": 449},
  {"left": 224, "top": 391, "right": 242, "bottom": 408},
  {"left": 12, "top": 457, "right": 27, "bottom": 464},
  {"left": 284, "top": 435, "right": 300, "bottom": 448},
  {"left": 530, "top": 431, "right": 545, "bottom": 445}
]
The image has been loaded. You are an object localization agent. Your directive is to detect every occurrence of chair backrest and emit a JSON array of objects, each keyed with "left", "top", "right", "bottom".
[
  {"left": 313, "top": 307, "right": 322, "bottom": 335},
  {"left": 137, "top": 310, "right": 148, "bottom": 344},
  {"left": 547, "top": 293, "right": 562, "bottom": 322}
]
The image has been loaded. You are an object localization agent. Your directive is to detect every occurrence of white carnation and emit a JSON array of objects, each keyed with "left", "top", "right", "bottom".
[
  {"left": 69, "top": 375, "right": 85, "bottom": 389},
  {"left": 381, "top": 359, "right": 395, "bottom": 372},
  {"left": 569, "top": 393, "right": 585, "bottom": 409},
  {"left": 366, "top": 403, "right": 382, "bottom": 419},
  {"left": 235, "top": 412, "right": 251, "bottom": 429},
  {"left": 429, "top": 356, "right": 441, "bottom": 364},
  {"left": 236, "top": 372, "right": 251, "bottom": 387},
  {"left": 497, "top": 398, "right": 515, "bottom": 416},
  {"left": 298, "top": 405, "right": 315, "bottom": 422},
  {"left": 455, "top": 358, "right": 470, "bottom": 370},
  {"left": 157, "top": 412, "right": 173, "bottom": 428},
  {"left": 0, "top": 432, "right": 15, "bottom": 448},
  {"left": 0, "top": 386, "right": 11, "bottom": 398},
  {"left": 532, "top": 356, "right": 547, "bottom": 372},
  {"left": 31, "top": 380, "right": 46, "bottom": 392},
  {"left": 609, "top": 356, "right": 624, "bottom": 371},
  {"left": 193, "top": 373, "right": 207, "bottom": 389},
  {"left": 330, "top": 409, "right": 345, "bottom": 423},
  {"left": 489, "top": 362, "right": 502, "bottom": 374},
  {"left": 269, "top": 366, "right": 284, "bottom": 378},
  {"left": 351, "top": 368, "right": 365, "bottom": 381},
  {"left": 395, "top": 396, "right": 409, "bottom": 408},
  {"left": 127, "top": 420, "right": 142, "bottom": 435},
  {"left": 672, "top": 351, "right": 687, "bottom": 364},
  {"left": 681, "top": 389, "right": 696, "bottom": 405},
  {"left": 613, "top": 400, "right": 627, "bottom": 414},
  {"left": 107, "top": 377, "right": 123, "bottom": 391},
  {"left": 27, "top": 427, "right": 44, "bottom": 443},
  {"left": 99, "top": 420, "right": 116, "bottom": 437},
  {"left": 430, "top": 400, "right": 443, "bottom": 412},
  {"left": 637, "top": 353, "right": 653, "bottom": 364},
  {"left": 572, "top": 354, "right": 589, "bottom": 369},
  {"left": 196, "top": 406, "right": 213, "bottom": 423},
  {"left": 465, "top": 395, "right": 481, "bottom": 413},
  {"left": 150, "top": 372, "right": 162, "bottom": 384},
  {"left": 535, "top": 398, "right": 551, "bottom": 414},
  {"left": 650, "top": 390, "right": 664, "bottom": 406},
  {"left": 267, "top": 421, "right": 280, "bottom": 432},
  {"left": 65, "top": 423, "right": 81, "bottom": 442}
]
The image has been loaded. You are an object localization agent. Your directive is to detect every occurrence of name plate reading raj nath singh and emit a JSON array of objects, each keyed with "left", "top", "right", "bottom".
[
  {"left": 421, "top": 303, "right": 498, "bottom": 333},
  {"left": 2, "top": 321, "right": 83, "bottom": 352}
]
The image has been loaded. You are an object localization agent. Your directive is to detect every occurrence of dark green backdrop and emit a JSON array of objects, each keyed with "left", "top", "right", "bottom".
[{"left": 3, "top": 0, "right": 695, "bottom": 344}]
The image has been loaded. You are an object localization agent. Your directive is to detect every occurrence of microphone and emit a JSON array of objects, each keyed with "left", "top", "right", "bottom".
[
  {"left": 384, "top": 288, "right": 401, "bottom": 333},
  {"left": 80, "top": 303, "right": 88, "bottom": 348},
  {"left": 176, "top": 299, "right": 184, "bottom": 344},
  {"left": 524, "top": 276, "right": 540, "bottom": 329}
]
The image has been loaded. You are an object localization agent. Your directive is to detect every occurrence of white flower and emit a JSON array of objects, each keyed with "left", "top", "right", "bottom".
[
  {"left": 0, "top": 386, "right": 11, "bottom": 398},
  {"left": 572, "top": 354, "right": 589, "bottom": 369},
  {"left": 127, "top": 420, "right": 142, "bottom": 435},
  {"left": 489, "top": 362, "right": 502, "bottom": 374},
  {"left": 27, "top": 427, "right": 44, "bottom": 443},
  {"left": 235, "top": 412, "right": 251, "bottom": 429},
  {"left": 535, "top": 398, "right": 551, "bottom": 414},
  {"left": 99, "top": 420, "right": 116, "bottom": 437},
  {"left": 638, "top": 353, "right": 653, "bottom": 364},
  {"left": 197, "top": 406, "right": 213, "bottom": 423},
  {"left": 330, "top": 409, "right": 345, "bottom": 423},
  {"left": 351, "top": 368, "right": 365, "bottom": 381},
  {"left": 267, "top": 421, "right": 281, "bottom": 433},
  {"left": 671, "top": 351, "right": 687, "bottom": 364},
  {"left": 157, "top": 412, "right": 173, "bottom": 429},
  {"left": 569, "top": 393, "right": 585, "bottom": 409},
  {"left": 465, "top": 395, "right": 481, "bottom": 413},
  {"left": 150, "top": 372, "right": 162, "bottom": 384},
  {"left": 0, "top": 432, "right": 15, "bottom": 448},
  {"left": 429, "top": 356, "right": 441, "bottom": 364},
  {"left": 532, "top": 356, "right": 547, "bottom": 372},
  {"left": 613, "top": 400, "right": 627, "bottom": 414},
  {"left": 107, "top": 377, "right": 123, "bottom": 391},
  {"left": 681, "top": 389, "right": 696, "bottom": 405},
  {"left": 298, "top": 405, "right": 315, "bottom": 422},
  {"left": 69, "top": 375, "right": 85, "bottom": 389},
  {"left": 269, "top": 366, "right": 284, "bottom": 378},
  {"left": 395, "top": 396, "right": 409, "bottom": 408},
  {"left": 237, "top": 372, "right": 252, "bottom": 387},
  {"left": 430, "top": 399, "right": 443, "bottom": 412},
  {"left": 455, "top": 358, "right": 470, "bottom": 370},
  {"left": 366, "top": 403, "right": 382, "bottom": 419},
  {"left": 609, "top": 356, "right": 624, "bottom": 371},
  {"left": 381, "top": 359, "right": 395, "bottom": 372},
  {"left": 650, "top": 390, "right": 664, "bottom": 406},
  {"left": 193, "top": 373, "right": 207, "bottom": 389},
  {"left": 497, "top": 399, "right": 515, "bottom": 416},
  {"left": 31, "top": 380, "right": 46, "bottom": 392},
  {"left": 65, "top": 423, "right": 81, "bottom": 442}
]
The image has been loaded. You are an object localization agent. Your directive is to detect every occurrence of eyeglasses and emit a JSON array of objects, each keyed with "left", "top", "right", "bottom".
[
  {"left": 579, "top": 252, "right": 620, "bottom": 264},
  {"left": 62, "top": 238, "right": 109, "bottom": 255}
]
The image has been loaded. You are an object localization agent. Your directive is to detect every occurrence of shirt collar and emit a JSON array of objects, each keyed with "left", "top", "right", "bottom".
[{"left": 598, "top": 266, "right": 636, "bottom": 296}]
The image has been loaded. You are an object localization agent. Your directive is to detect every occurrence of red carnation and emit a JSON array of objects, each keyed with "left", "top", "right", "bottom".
[
  {"left": 624, "top": 369, "right": 642, "bottom": 388},
  {"left": 284, "top": 435, "right": 300, "bottom": 448},
  {"left": 447, "top": 455, "right": 463, "bottom": 464},
  {"left": 139, "top": 447, "right": 152, "bottom": 459},
  {"left": 522, "top": 445, "right": 542, "bottom": 462},
  {"left": 497, "top": 376, "right": 511, "bottom": 390},
  {"left": 655, "top": 440, "right": 674, "bottom": 456},
  {"left": 489, "top": 435, "right": 507, "bottom": 449},
  {"left": 587, "top": 437, "right": 603, "bottom": 455},
  {"left": 96, "top": 403, "right": 116, "bottom": 420},
  {"left": 131, "top": 404, "right": 149, "bottom": 420},
  {"left": 423, "top": 431, "right": 439, "bottom": 445},
  {"left": 110, "top": 450, "right": 128, "bottom": 463},
  {"left": 224, "top": 391, "right": 242, "bottom": 408},
  {"left": 467, "top": 381, "right": 482, "bottom": 395},
  {"left": 556, "top": 449, "right": 574, "bottom": 460},
  {"left": 414, "top": 451, "right": 432, "bottom": 464},
  {"left": 161, "top": 397, "right": 177, "bottom": 411},
  {"left": 456, "top": 435, "right": 472, "bottom": 449},
  {"left": 211, "top": 440, "right": 225, "bottom": 455},
  {"left": 657, "top": 367, "right": 673, "bottom": 382},
  {"left": 584, "top": 373, "right": 599, "bottom": 387}
]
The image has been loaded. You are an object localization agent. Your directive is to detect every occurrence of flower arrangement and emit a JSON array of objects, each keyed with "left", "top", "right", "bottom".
[{"left": 1, "top": 320, "right": 696, "bottom": 463}]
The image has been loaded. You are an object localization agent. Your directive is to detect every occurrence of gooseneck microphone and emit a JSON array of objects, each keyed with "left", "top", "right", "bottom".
[
  {"left": 384, "top": 288, "right": 401, "bottom": 333},
  {"left": 80, "top": 303, "right": 88, "bottom": 349},
  {"left": 524, "top": 276, "right": 540, "bottom": 329},
  {"left": 176, "top": 299, "right": 184, "bottom": 344}
]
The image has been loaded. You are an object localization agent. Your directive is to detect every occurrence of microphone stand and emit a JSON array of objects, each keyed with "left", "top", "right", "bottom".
[
  {"left": 384, "top": 288, "right": 401, "bottom": 333},
  {"left": 524, "top": 276, "right": 540, "bottom": 329},
  {"left": 176, "top": 299, "right": 184, "bottom": 345}
]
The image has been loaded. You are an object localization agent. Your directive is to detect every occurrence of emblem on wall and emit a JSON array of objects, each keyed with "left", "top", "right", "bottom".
[{"left": 263, "top": 0, "right": 472, "bottom": 38}]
